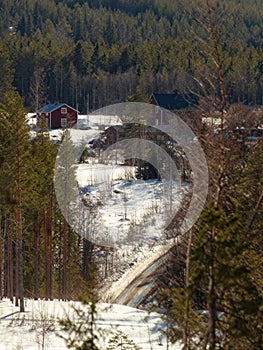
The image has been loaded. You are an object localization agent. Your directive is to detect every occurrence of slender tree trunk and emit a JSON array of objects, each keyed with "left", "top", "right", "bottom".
[
  {"left": 67, "top": 228, "right": 71, "bottom": 298},
  {"left": 182, "top": 229, "right": 193, "bottom": 350},
  {"left": 105, "top": 248, "right": 108, "bottom": 279},
  {"left": 49, "top": 193, "right": 53, "bottom": 299},
  {"left": 7, "top": 220, "right": 13, "bottom": 301},
  {"left": 0, "top": 212, "right": 3, "bottom": 300},
  {"left": 44, "top": 211, "right": 48, "bottom": 298},
  {"left": 45, "top": 191, "right": 53, "bottom": 299},
  {"left": 58, "top": 221, "right": 62, "bottom": 298},
  {"left": 204, "top": 2, "right": 227, "bottom": 348},
  {"left": 62, "top": 216, "right": 67, "bottom": 299},
  {"left": 15, "top": 232, "right": 19, "bottom": 307},
  {"left": 15, "top": 135, "right": 25, "bottom": 312},
  {"left": 3, "top": 214, "right": 8, "bottom": 298},
  {"left": 34, "top": 212, "right": 40, "bottom": 299},
  {"left": 207, "top": 255, "right": 216, "bottom": 349},
  {"left": 16, "top": 183, "right": 25, "bottom": 312},
  {"left": 83, "top": 239, "right": 94, "bottom": 282}
]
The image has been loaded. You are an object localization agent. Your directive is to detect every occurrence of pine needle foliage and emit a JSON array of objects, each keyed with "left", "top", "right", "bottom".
[{"left": 107, "top": 330, "right": 140, "bottom": 350}]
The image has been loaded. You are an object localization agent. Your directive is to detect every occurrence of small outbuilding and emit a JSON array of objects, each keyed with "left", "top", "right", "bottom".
[
  {"left": 103, "top": 125, "right": 125, "bottom": 146},
  {"left": 36, "top": 103, "right": 78, "bottom": 129}
]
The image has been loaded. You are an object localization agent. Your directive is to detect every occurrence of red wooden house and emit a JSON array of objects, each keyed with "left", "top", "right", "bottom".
[{"left": 36, "top": 103, "right": 78, "bottom": 129}]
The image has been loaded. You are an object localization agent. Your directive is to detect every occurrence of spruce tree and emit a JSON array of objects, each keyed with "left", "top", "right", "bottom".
[
  {"left": 189, "top": 205, "right": 246, "bottom": 348},
  {"left": 223, "top": 143, "right": 263, "bottom": 349}
]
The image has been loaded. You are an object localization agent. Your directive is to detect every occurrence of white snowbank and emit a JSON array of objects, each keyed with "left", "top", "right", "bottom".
[{"left": 0, "top": 299, "right": 181, "bottom": 350}]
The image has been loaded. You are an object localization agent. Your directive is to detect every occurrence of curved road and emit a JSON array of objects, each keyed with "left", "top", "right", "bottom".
[{"left": 108, "top": 245, "right": 172, "bottom": 308}]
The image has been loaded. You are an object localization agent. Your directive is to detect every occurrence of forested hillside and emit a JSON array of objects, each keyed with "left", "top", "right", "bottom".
[{"left": 0, "top": 0, "right": 263, "bottom": 112}]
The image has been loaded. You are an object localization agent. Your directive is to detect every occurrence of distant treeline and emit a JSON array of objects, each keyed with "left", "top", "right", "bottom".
[{"left": 0, "top": 0, "right": 263, "bottom": 112}]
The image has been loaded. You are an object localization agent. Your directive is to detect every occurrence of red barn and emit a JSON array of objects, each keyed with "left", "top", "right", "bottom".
[{"left": 36, "top": 103, "right": 78, "bottom": 129}]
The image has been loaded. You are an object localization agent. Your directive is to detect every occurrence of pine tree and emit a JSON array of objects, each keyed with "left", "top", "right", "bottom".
[
  {"left": 0, "top": 91, "right": 30, "bottom": 312},
  {"left": 54, "top": 129, "right": 78, "bottom": 299},
  {"left": 27, "top": 119, "right": 57, "bottom": 299}
]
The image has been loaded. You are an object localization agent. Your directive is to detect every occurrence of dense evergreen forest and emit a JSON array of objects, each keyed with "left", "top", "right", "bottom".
[{"left": 0, "top": 0, "right": 263, "bottom": 112}]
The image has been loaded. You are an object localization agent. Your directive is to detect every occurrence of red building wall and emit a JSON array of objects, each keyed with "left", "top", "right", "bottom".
[{"left": 50, "top": 105, "right": 78, "bottom": 129}]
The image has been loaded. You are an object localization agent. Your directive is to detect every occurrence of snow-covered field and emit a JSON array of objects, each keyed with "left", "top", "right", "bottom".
[
  {"left": 76, "top": 163, "right": 184, "bottom": 247},
  {"left": 30, "top": 127, "right": 101, "bottom": 146},
  {"left": 76, "top": 164, "right": 136, "bottom": 187},
  {"left": 78, "top": 114, "right": 122, "bottom": 128},
  {"left": 0, "top": 299, "right": 181, "bottom": 350}
]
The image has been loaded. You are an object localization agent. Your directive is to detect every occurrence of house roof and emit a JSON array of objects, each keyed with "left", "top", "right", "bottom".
[
  {"left": 151, "top": 93, "right": 199, "bottom": 110},
  {"left": 37, "top": 103, "right": 78, "bottom": 113}
]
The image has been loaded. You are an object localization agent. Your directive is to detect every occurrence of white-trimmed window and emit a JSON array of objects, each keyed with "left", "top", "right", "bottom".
[
  {"left": 61, "top": 118, "right": 67, "bottom": 128},
  {"left": 61, "top": 107, "right": 67, "bottom": 114}
]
